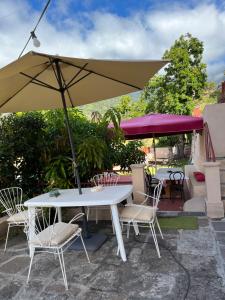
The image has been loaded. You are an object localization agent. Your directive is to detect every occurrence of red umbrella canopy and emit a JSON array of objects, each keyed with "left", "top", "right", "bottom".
[{"left": 117, "top": 113, "right": 203, "bottom": 139}]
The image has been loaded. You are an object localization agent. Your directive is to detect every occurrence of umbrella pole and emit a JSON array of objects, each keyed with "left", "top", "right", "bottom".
[{"left": 54, "top": 60, "right": 89, "bottom": 238}]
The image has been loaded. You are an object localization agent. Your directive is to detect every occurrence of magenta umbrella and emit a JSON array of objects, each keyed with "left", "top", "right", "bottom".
[
  {"left": 112, "top": 113, "right": 203, "bottom": 168},
  {"left": 118, "top": 113, "right": 203, "bottom": 139}
]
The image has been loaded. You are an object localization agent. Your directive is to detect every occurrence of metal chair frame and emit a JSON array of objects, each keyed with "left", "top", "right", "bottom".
[
  {"left": 87, "top": 172, "right": 120, "bottom": 225},
  {"left": 119, "top": 181, "right": 163, "bottom": 258},
  {"left": 0, "top": 187, "right": 26, "bottom": 251},
  {"left": 26, "top": 208, "right": 90, "bottom": 290},
  {"left": 169, "top": 171, "right": 185, "bottom": 201}
]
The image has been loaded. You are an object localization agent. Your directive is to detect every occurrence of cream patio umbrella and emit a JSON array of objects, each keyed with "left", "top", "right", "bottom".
[
  {"left": 0, "top": 51, "right": 168, "bottom": 190},
  {"left": 0, "top": 51, "right": 168, "bottom": 241}
]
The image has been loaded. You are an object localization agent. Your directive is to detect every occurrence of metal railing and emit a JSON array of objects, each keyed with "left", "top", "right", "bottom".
[{"left": 204, "top": 122, "right": 216, "bottom": 162}]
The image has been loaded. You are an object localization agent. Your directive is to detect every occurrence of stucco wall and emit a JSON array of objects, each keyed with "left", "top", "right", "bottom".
[{"left": 203, "top": 103, "right": 225, "bottom": 158}]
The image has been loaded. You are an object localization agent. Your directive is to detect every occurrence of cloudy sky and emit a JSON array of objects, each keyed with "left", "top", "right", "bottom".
[{"left": 0, "top": 0, "right": 225, "bottom": 82}]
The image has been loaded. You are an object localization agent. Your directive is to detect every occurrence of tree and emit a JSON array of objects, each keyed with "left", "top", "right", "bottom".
[
  {"left": 144, "top": 33, "right": 207, "bottom": 115},
  {"left": 116, "top": 95, "right": 147, "bottom": 119}
]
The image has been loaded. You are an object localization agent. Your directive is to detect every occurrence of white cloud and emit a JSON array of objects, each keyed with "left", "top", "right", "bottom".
[{"left": 0, "top": 0, "right": 224, "bottom": 82}]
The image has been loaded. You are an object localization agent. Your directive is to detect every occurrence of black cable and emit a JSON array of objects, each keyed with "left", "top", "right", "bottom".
[
  {"left": 88, "top": 225, "right": 190, "bottom": 299},
  {"left": 133, "top": 235, "right": 191, "bottom": 300},
  {"left": 18, "top": 0, "right": 51, "bottom": 58}
]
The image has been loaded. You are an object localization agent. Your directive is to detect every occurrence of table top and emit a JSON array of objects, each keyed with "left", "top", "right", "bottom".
[
  {"left": 24, "top": 185, "right": 133, "bottom": 208},
  {"left": 155, "top": 168, "right": 188, "bottom": 181}
]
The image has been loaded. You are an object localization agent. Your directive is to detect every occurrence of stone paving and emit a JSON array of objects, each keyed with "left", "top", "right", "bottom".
[{"left": 0, "top": 218, "right": 225, "bottom": 299}]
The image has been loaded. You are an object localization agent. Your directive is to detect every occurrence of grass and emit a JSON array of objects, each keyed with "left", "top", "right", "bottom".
[{"left": 158, "top": 216, "right": 198, "bottom": 230}]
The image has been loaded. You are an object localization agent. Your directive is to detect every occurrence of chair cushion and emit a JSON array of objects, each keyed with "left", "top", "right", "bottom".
[
  {"left": 193, "top": 172, "right": 205, "bottom": 182},
  {"left": 120, "top": 205, "right": 156, "bottom": 222},
  {"left": 7, "top": 210, "right": 28, "bottom": 223},
  {"left": 31, "top": 222, "right": 79, "bottom": 247}
]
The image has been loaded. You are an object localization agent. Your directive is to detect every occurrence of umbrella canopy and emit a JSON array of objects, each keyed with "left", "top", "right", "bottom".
[
  {"left": 118, "top": 113, "right": 203, "bottom": 139},
  {"left": 0, "top": 51, "right": 168, "bottom": 113}
]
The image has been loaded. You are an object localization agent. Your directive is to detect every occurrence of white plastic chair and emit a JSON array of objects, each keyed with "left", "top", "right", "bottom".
[
  {"left": 26, "top": 208, "right": 90, "bottom": 290},
  {"left": 119, "top": 181, "right": 163, "bottom": 258},
  {"left": 87, "top": 172, "right": 120, "bottom": 225},
  {"left": 0, "top": 187, "right": 27, "bottom": 251}
]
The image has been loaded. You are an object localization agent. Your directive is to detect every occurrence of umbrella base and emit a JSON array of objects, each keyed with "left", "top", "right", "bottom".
[{"left": 69, "top": 233, "right": 107, "bottom": 251}]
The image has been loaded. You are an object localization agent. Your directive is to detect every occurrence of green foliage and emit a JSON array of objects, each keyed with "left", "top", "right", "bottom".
[
  {"left": 156, "top": 135, "right": 180, "bottom": 147},
  {"left": 112, "top": 141, "right": 145, "bottom": 171},
  {"left": 115, "top": 95, "right": 147, "bottom": 119},
  {"left": 45, "top": 155, "right": 73, "bottom": 189},
  {"left": 0, "top": 107, "right": 145, "bottom": 196},
  {"left": 144, "top": 33, "right": 207, "bottom": 115},
  {"left": 77, "top": 137, "right": 108, "bottom": 179},
  {"left": 0, "top": 112, "right": 48, "bottom": 197}
]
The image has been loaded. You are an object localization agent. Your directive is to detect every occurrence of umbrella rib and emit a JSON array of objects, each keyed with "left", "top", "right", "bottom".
[
  {"left": 65, "top": 63, "right": 89, "bottom": 89},
  {"left": 62, "top": 60, "right": 142, "bottom": 90},
  {"left": 20, "top": 72, "right": 59, "bottom": 91},
  {"left": 0, "top": 63, "right": 52, "bottom": 110},
  {"left": 67, "top": 72, "right": 92, "bottom": 90}
]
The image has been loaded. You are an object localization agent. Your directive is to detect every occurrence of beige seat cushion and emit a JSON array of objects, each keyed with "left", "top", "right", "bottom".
[
  {"left": 7, "top": 210, "right": 28, "bottom": 223},
  {"left": 31, "top": 222, "right": 79, "bottom": 247},
  {"left": 120, "top": 205, "right": 156, "bottom": 222}
]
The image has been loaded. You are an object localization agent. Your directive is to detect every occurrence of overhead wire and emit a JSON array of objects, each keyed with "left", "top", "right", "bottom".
[{"left": 18, "top": 0, "right": 51, "bottom": 58}]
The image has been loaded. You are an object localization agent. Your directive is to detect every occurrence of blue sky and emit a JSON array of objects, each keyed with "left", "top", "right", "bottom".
[{"left": 0, "top": 0, "right": 225, "bottom": 82}]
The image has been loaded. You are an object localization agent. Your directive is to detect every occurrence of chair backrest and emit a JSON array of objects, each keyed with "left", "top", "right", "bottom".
[
  {"left": 169, "top": 171, "right": 185, "bottom": 185},
  {"left": 0, "top": 187, "right": 23, "bottom": 217},
  {"left": 152, "top": 180, "right": 163, "bottom": 207},
  {"left": 93, "top": 172, "right": 119, "bottom": 186}
]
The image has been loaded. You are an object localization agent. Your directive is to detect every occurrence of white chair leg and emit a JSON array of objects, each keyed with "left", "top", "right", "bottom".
[
  {"left": 149, "top": 223, "right": 161, "bottom": 258},
  {"left": 27, "top": 250, "right": 35, "bottom": 283},
  {"left": 57, "top": 249, "right": 68, "bottom": 290},
  {"left": 127, "top": 222, "right": 130, "bottom": 239},
  {"left": 61, "top": 250, "right": 68, "bottom": 290},
  {"left": 155, "top": 217, "right": 164, "bottom": 239},
  {"left": 86, "top": 207, "right": 89, "bottom": 221},
  {"left": 133, "top": 221, "right": 140, "bottom": 236},
  {"left": 4, "top": 224, "right": 11, "bottom": 252},
  {"left": 110, "top": 210, "right": 115, "bottom": 234},
  {"left": 80, "top": 234, "right": 90, "bottom": 263}
]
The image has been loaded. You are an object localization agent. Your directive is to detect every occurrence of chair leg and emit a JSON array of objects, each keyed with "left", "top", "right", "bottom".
[
  {"left": 110, "top": 209, "right": 115, "bottom": 234},
  {"left": 80, "top": 234, "right": 90, "bottom": 263},
  {"left": 57, "top": 249, "right": 68, "bottom": 290},
  {"left": 27, "top": 250, "right": 35, "bottom": 284},
  {"left": 133, "top": 221, "right": 140, "bottom": 236},
  {"left": 149, "top": 223, "right": 161, "bottom": 258},
  {"left": 127, "top": 222, "right": 130, "bottom": 239},
  {"left": 4, "top": 224, "right": 11, "bottom": 252},
  {"left": 86, "top": 207, "right": 89, "bottom": 221},
  {"left": 155, "top": 217, "right": 164, "bottom": 239}
]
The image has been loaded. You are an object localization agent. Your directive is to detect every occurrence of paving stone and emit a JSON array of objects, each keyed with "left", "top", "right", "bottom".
[
  {"left": 216, "top": 232, "right": 225, "bottom": 245},
  {"left": 177, "top": 228, "right": 216, "bottom": 256},
  {"left": 0, "top": 256, "right": 30, "bottom": 274},
  {"left": 198, "top": 217, "right": 209, "bottom": 227},
  {"left": 39, "top": 282, "right": 81, "bottom": 300},
  {"left": 0, "top": 279, "right": 23, "bottom": 300},
  {"left": 211, "top": 221, "right": 225, "bottom": 231},
  {"left": 0, "top": 221, "right": 224, "bottom": 300},
  {"left": 219, "top": 246, "right": 225, "bottom": 260},
  {"left": 16, "top": 279, "right": 46, "bottom": 300}
]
